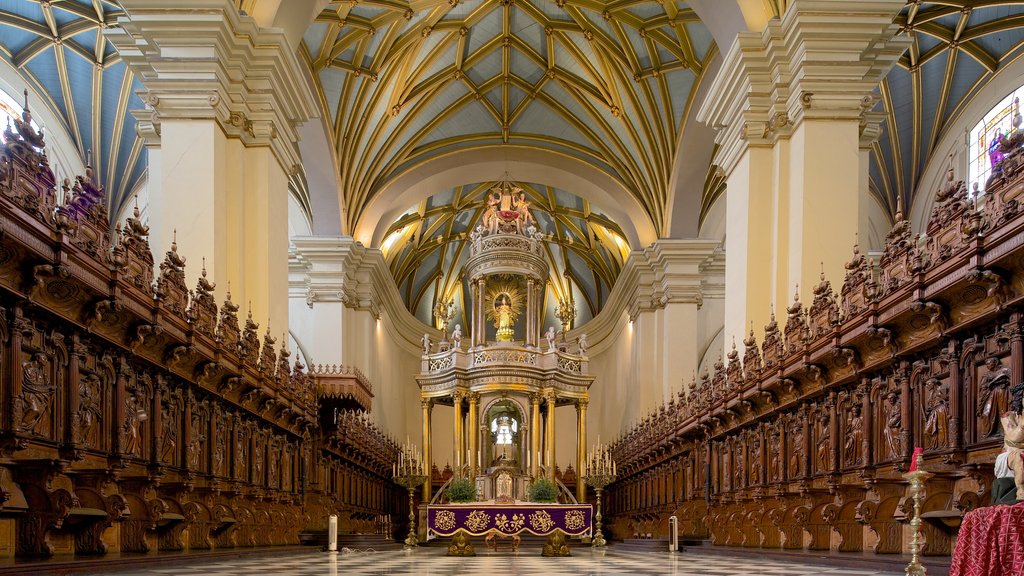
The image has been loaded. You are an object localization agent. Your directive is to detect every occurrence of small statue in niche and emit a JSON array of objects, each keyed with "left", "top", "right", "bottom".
[
  {"left": 979, "top": 357, "right": 1011, "bottom": 437},
  {"left": 844, "top": 404, "right": 864, "bottom": 466},
  {"left": 883, "top": 391, "right": 903, "bottom": 459},
  {"left": 421, "top": 333, "right": 432, "bottom": 355},
  {"left": 924, "top": 378, "right": 950, "bottom": 448},
  {"left": 122, "top": 392, "right": 147, "bottom": 457},
  {"left": 789, "top": 420, "right": 804, "bottom": 477},
  {"left": 750, "top": 436, "right": 762, "bottom": 485},
  {"left": 816, "top": 413, "right": 831, "bottom": 471},
  {"left": 19, "top": 352, "right": 53, "bottom": 433},
  {"left": 160, "top": 405, "right": 177, "bottom": 463},
  {"left": 768, "top": 430, "right": 781, "bottom": 482},
  {"left": 451, "top": 324, "right": 463, "bottom": 348},
  {"left": 545, "top": 326, "right": 556, "bottom": 351},
  {"left": 78, "top": 374, "right": 102, "bottom": 448}
]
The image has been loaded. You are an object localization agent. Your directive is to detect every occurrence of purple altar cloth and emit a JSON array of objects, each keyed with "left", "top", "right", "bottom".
[{"left": 427, "top": 504, "right": 593, "bottom": 537}]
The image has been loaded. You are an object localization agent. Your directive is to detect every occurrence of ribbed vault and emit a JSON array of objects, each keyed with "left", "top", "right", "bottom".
[
  {"left": 872, "top": 1, "right": 1024, "bottom": 218},
  {"left": 383, "top": 181, "right": 628, "bottom": 330},
  {"left": 0, "top": 0, "right": 145, "bottom": 218},
  {"left": 302, "top": 0, "right": 716, "bottom": 239}
]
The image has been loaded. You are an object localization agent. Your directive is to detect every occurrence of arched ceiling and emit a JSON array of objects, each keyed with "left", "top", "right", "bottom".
[
  {"left": 871, "top": 2, "right": 1024, "bottom": 219},
  {"left": 301, "top": 0, "right": 716, "bottom": 239},
  {"left": 0, "top": 0, "right": 146, "bottom": 218},
  {"left": 383, "top": 180, "right": 629, "bottom": 330}
]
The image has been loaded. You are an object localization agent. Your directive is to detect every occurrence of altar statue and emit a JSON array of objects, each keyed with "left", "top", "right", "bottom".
[{"left": 495, "top": 295, "right": 515, "bottom": 342}]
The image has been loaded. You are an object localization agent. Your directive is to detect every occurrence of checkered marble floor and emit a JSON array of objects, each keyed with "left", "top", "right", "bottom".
[{"left": 91, "top": 547, "right": 905, "bottom": 576}]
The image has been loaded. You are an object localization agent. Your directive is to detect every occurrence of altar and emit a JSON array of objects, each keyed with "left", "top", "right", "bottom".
[{"left": 426, "top": 502, "right": 593, "bottom": 556}]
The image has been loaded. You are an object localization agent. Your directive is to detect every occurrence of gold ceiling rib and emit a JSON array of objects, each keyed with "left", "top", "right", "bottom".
[
  {"left": 0, "top": 2, "right": 142, "bottom": 219},
  {"left": 304, "top": 0, "right": 714, "bottom": 238},
  {"left": 872, "top": 2, "right": 1024, "bottom": 221}
]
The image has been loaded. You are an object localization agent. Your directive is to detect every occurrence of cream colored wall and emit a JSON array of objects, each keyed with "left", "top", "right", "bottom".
[{"left": 586, "top": 311, "right": 637, "bottom": 440}]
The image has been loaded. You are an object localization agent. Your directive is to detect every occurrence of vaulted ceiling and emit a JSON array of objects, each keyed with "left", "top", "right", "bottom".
[
  {"left": 384, "top": 181, "right": 628, "bottom": 329},
  {"left": 302, "top": 0, "right": 716, "bottom": 238},
  {"left": 871, "top": 1, "right": 1024, "bottom": 217},
  {"left": 0, "top": 0, "right": 146, "bottom": 219},
  {"left": 3, "top": 0, "right": 1024, "bottom": 274}
]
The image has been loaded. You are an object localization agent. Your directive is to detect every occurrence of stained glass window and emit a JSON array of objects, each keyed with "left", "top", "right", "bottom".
[{"left": 969, "top": 88, "right": 1024, "bottom": 195}]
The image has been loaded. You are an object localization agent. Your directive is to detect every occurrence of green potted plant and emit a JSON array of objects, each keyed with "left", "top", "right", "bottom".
[
  {"left": 447, "top": 476, "right": 477, "bottom": 503},
  {"left": 527, "top": 478, "right": 559, "bottom": 503}
]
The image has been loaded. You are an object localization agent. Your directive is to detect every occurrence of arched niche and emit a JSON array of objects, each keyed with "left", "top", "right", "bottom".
[
  {"left": 910, "top": 54, "right": 1024, "bottom": 233},
  {"left": 357, "top": 146, "right": 656, "bottom": 250}
]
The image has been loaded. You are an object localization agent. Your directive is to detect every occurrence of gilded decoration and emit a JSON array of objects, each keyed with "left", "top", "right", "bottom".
[
  {"left": 494, "top": 513, "right": 525, "bottom": 533},
  {"left": 465, "top": 510, "right": 491, "bottom": 532},
  {"left": 434, "top": 510, "right": 457, "bottom": 532},
  {"left": 485, "top": 281, "right": 523, "bottom": 343},
  {"left": 564, "top": 509, "right": 586, "bottom": 531},
  {"left": 528, "top": 510, "right": 555, "bottom": 533}
]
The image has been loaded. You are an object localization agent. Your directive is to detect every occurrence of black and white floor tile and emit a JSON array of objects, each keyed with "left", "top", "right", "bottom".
[{"left": 92, "top": 548, "right": 904, "bottom": 575}]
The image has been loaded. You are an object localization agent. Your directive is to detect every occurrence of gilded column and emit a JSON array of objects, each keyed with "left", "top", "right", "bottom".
[
  {"left": 474, "top": 278, "right": 487, "bottom": 347},
  {"left": 526, "top": 278, "right": 536, "bottom": 347},
  {"left": 545, "top": 391, "right": 557, "bottom": 480},
  {"left": 453, "top": 391, "right": 465, "bottom": 473},
  {"left": 576, "top": 399, "right": 588, "bottom": 502},
  {"left": 468, "top": 393, "right": 480, "bottom": 478},
  {"left": 530, "top": 393, "right": 542, "bottom": 478},
  {"left": 422, "top": 398, "right": 433, "bottom": 500}
]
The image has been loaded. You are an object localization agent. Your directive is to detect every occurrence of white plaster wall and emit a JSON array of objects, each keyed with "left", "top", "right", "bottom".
[{"left": 586, "top": 310, "right": 642, "bottom": 441}]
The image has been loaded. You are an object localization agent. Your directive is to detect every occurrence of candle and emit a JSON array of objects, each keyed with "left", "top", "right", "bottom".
[{"left": 909, "top": 447, "right": 923, "bottom": 472}]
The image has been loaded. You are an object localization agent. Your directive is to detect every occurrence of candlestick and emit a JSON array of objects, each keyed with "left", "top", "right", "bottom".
[{"left": 903, "top": 452, "right": 932, "bottom": 576}]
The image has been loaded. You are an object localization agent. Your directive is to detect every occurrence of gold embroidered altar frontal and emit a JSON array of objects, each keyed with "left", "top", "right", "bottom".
[{"left": 427, "top": 504, "right": 593, "bottom": 537}]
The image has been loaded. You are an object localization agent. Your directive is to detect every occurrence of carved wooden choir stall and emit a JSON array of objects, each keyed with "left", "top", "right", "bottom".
[
  {"left": 0, "top": 102, "right": 403, "bottom": 559},
  {"left": 606, "top": 153, "right": 1024, "bottom": 558}
]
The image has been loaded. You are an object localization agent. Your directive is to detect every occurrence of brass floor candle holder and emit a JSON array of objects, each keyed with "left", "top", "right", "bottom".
[
  {"left": 584, "top": 440, "right": 617, "bottom": 548},
  {"left": 903, "top": 453, "right": 933, "bottom": 576},
  {"left": 394, "top": 474, "right": 428, "bottom": 549}
]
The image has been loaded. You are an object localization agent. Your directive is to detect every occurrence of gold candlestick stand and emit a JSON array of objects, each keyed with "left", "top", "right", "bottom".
[
  {"left": 394, "top": 474, "right": 428, "bottom": 549},
  {"left": 584, "top": 440, "right": 617, "bottom": 548},
  {"left": 902, "top": 458, "right": 933, "bottom": 576}
]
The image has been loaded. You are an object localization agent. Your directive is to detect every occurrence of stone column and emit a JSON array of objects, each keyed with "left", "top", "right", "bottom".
[
  {"left": 695, "top": 0, "right": 909, "bottom": 342},
  {"left": 545, "top": 391, "right": 556, "bottom": 480},
  {"left": 422, "top": 399, "right": 433, "bottom": 500},
  {"left": 467, "top": 393, "right": 480, "bottom": 478},
  {"left": 530, "top": 393, "right": 541, "bottom": 479},
  {"left": 576, "top": 399, "right": 588, "bottom": 502},
  {"left": 109, "top": 0, "right": 317, "bottom": 330}
]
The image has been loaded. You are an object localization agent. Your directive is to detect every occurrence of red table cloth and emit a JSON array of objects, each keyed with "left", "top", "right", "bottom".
[{"left": 950, "top": 502, "right": 1024, "bottom": 576}]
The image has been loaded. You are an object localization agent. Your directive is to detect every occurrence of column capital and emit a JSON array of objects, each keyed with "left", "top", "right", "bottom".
[
  {"left": 543, "top": 390, "right": 557, "bottom": 404},
  {"left": 696, "top": 0, "right": 910, "bottom": 176},
  {"left": 622, "top": 240, "right": 720, "bottom": 321},
  {"left": 576, "top": 398, "right": 589, "bottom": 411},
  {"left": 467, "top": 392, "right": 481, "bottom": 405},
  {"left": 107, "top": 0, "right": 318, "bottom": 170},
  {"left": 421, "top": 398, "right": 433, "bottom": 410},
  {"left": 453, "top": 389, "right": 467, "bottom": 404},
  {"left": 529, "top": 392, "right": 542, "bottom": 406}
]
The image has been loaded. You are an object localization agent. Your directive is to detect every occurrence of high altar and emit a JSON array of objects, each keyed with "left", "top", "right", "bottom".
[{"left": 416, "top": 181, "right": 594, "bottom": 553}]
